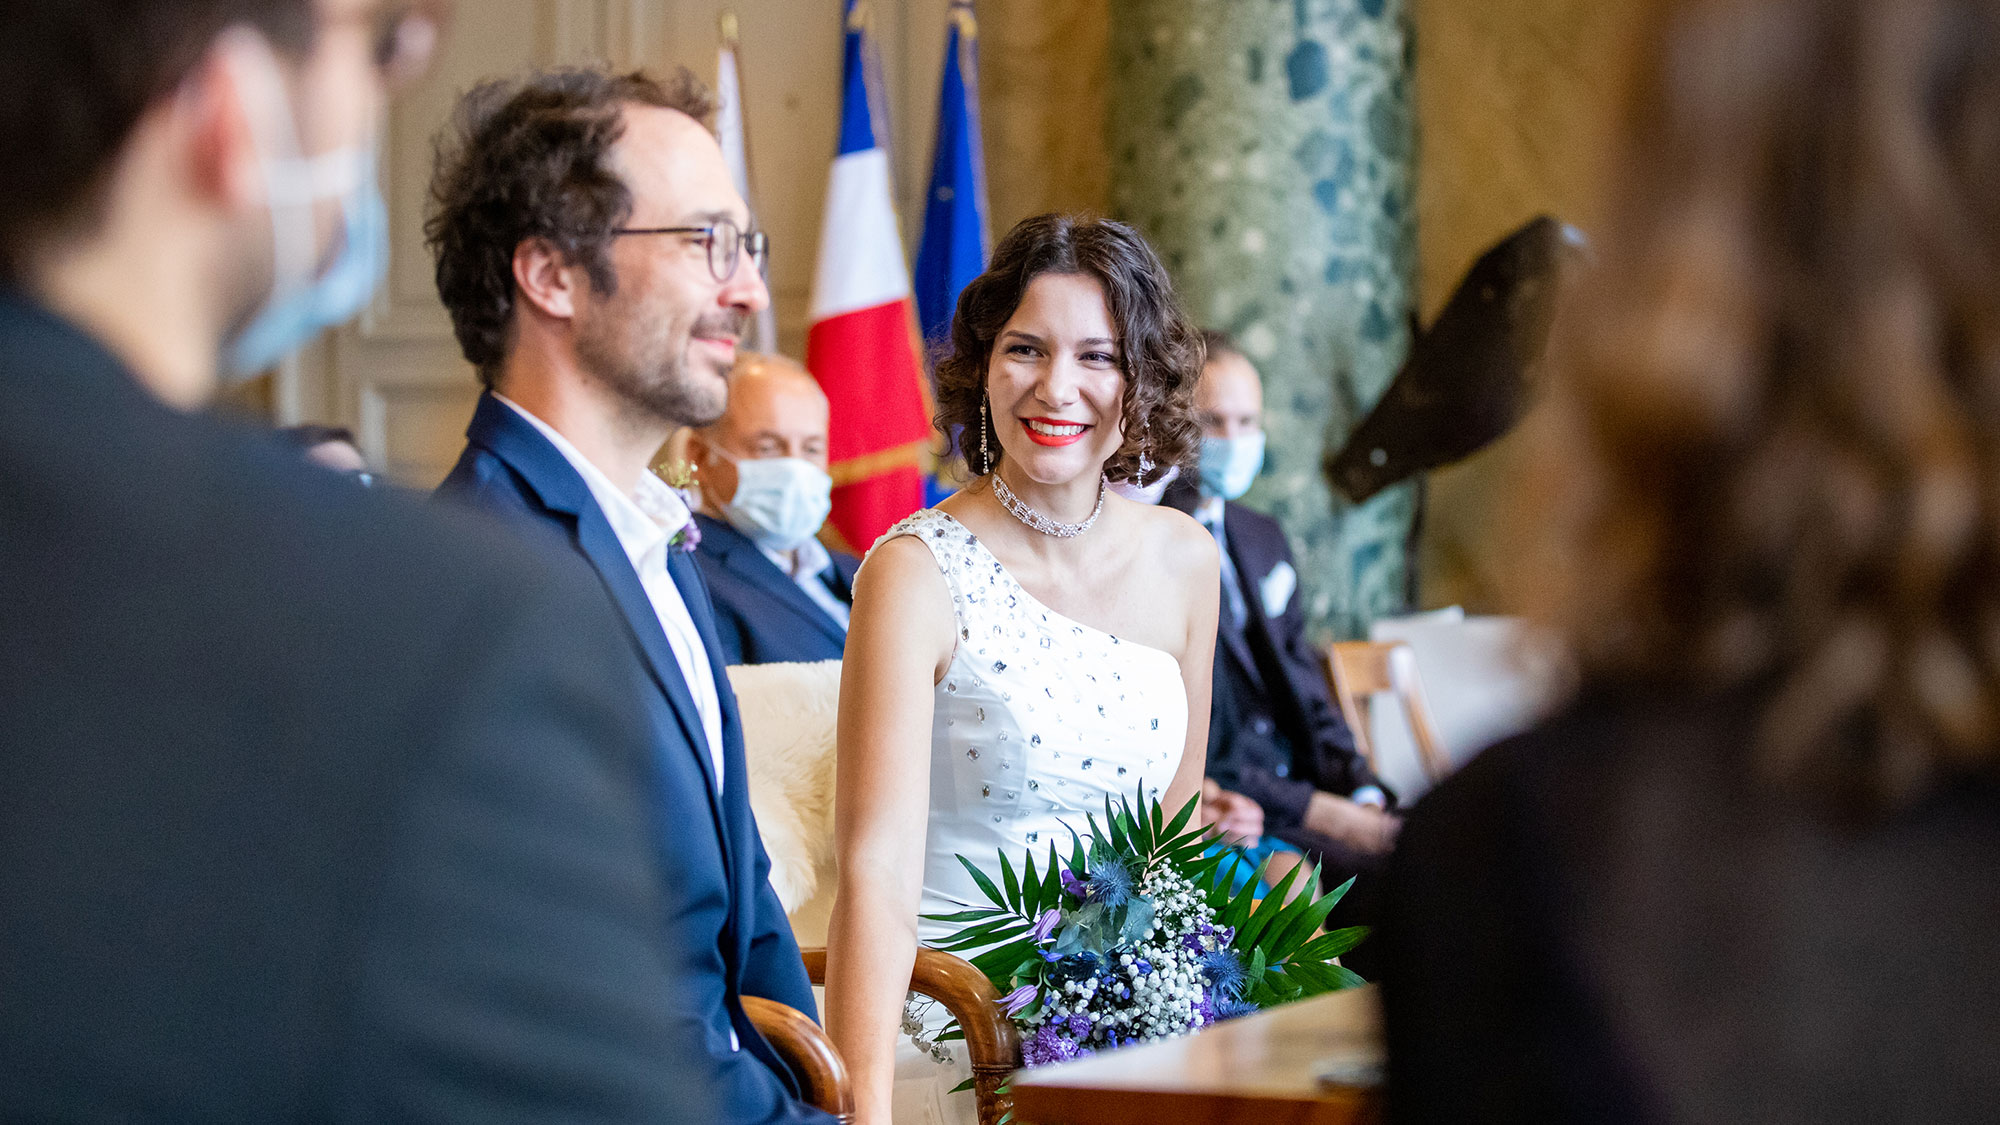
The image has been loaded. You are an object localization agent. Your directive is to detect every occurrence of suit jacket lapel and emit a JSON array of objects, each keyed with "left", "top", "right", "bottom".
[
  {"left": 703, "top": 518, "right": 849, "bottom": 648},
  {"left": 668, "top": 550, "right": 752, "bottom": 914},
  {"left": 1215, "top": 531, "right": 1269, "bottom": 694},
  {"left": 466, "top": 393, "right": 725, "bottom": 800}
]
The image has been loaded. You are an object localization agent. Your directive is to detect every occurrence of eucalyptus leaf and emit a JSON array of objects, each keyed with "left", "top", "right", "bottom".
[{"left": 1118, "top": 896, "right": 1157, "bottom": 944}]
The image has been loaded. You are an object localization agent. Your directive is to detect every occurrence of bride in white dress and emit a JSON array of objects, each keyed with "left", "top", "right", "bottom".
[{"left": 825, "top": 214, "right": 1220, "bottom": 1125}]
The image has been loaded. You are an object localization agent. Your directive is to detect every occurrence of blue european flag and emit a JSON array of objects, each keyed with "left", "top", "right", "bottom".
[{"left": 915, "top": 2, "right": 989, "bottom": 503}]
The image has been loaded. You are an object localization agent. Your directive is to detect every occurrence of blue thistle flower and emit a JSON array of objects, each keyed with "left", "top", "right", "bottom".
[
  {"left": 1201, "top": 948, "right": 1249, "bottom": 1001},
  {"left": 1082, "top": 854, "right": 1133, "bottom": 908},
  {"left": 1213, "top": 995, "right": 1259, "bottom": 1022}
]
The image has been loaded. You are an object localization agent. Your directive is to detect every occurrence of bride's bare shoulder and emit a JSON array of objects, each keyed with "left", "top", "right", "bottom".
[
  {"left": 853, "top": 528, "right": 952, "bottom": 609},
  {"left": 1119, "top": 497, "right": 1219, "bottom": 585}
]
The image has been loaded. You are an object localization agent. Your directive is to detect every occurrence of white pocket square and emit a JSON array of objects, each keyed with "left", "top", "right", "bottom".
[{"left": 1260, "top": 560, "right": 1297, "bottom": 618}]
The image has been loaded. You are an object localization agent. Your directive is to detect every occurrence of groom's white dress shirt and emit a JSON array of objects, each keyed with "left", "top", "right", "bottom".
[{"left": 495, "top": 394, "right": 725, "bottom": 790}]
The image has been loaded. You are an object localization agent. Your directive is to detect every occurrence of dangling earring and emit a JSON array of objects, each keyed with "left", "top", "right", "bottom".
[
  {"left": 1137, "top": 418, "right": 1155, "bottom": 482},
  {"left": 979, "top": 397, "right": 991, "bottom": 475}
]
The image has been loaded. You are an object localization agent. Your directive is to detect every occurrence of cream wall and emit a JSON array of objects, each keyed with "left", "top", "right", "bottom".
[
  {"left": 1410, "top": 0, "right": 1658, "bottom": 610},
  {"left": 269, "top": 0, "right": 969, "bottom": 486}
]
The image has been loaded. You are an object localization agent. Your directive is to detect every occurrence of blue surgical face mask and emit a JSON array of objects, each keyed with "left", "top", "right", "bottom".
[
  {"left": 721, "top": 455, "right": 835, "bottom": 551},
  {"left": 223, "top": 40, "right": 390, "bottom": 378},
  {"left": 1198, "top": 431, "right": 1266, "bottom": 500}
]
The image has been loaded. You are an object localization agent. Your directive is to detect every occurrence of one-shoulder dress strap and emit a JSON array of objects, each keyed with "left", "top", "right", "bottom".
[{"left": 869, "top": 508, "right": 973, "bottom": 641}]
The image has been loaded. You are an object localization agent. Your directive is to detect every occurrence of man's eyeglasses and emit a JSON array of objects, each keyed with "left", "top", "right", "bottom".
[{"left": 613, "top": 219, "right": 770, "bottom": 282}]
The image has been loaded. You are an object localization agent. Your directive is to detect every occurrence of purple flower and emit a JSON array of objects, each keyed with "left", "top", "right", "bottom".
[
  {"left": 1023, "top": 1024, "right": 1090, "bottom": 1067},
  {"left": 1000, "top": 984, "right": 1039, "bottom": 1016},
  {"left": 1134, "top": 959, "right": 1153, "bottom": 975},
  {"left": 668, "top": 514, "right": 701, "bottom": 553},
  {"left": 1067, "top": 1012, "right": 1092, "bottom": 1038},
  {"left": 1060, "top": 870, "right": 1087, "bottom": 899},
  {"left": 1029, "top": 908, "right": 1061, "bottom": 944}
]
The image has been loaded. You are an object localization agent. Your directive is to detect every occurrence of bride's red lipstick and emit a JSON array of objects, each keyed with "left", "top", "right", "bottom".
[{"left": 1021, "top": 417, "right": 1091, "bottom": 447}]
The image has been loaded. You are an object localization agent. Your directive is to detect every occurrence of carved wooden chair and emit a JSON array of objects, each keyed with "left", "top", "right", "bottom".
[
  {"left": 743, "top": 995, "right": 855, "bottom": 1123},
  {"left": 1327, "top": 640, "right": 1452, "bottom": 782},
  {"left": 798, "top": 946, "right": 1023, "bottom": 1125}
]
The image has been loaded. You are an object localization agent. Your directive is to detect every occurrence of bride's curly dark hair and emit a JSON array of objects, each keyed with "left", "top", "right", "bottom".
[{"left": 932, "top": 213, "right": 1203, "bottom": 484}]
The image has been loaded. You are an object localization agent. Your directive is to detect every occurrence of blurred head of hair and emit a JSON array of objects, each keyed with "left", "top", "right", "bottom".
[
  {"left": 0, "top": 0, "right": 315, "bottom": 278},
  {"left": 1511, "top": 0, "right": 2000, "bottom": 811}
]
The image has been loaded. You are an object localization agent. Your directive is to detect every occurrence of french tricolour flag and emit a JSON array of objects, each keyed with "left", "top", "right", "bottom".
[{"left": 806, "top": 0, "right": 931, "bottom": 553}]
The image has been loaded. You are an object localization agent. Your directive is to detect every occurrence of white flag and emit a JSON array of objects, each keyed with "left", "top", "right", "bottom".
[{"left": 716, "top": 26, "right": 777, "bottom": 354}]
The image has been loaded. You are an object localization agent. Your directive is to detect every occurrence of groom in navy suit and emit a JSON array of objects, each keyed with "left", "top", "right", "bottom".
[
  {"left": 429, "top": 67, "right": 827, "bottom": 1123},
  {"left": 686, "top": 352, "right": 858, "bottom": 665}
]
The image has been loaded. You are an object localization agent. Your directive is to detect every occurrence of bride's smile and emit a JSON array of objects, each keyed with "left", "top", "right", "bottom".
[{"left": 985, "top": 271, "right": 1126, "bottom": 506}]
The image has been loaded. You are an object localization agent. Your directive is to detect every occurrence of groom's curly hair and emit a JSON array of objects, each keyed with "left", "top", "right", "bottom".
[
  {"left": 426, "top": 66, "right": 715, "bottom": 388},
  {"left": 933, "top": 213, "right": 1204, "bottom": 485}
]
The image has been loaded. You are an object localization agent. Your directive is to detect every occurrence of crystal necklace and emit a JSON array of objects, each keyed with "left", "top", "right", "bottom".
[{"left": 991, "top": 472, "right": 1107, "bottom": 538}]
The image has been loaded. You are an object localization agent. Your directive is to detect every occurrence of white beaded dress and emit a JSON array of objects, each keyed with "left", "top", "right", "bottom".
[{"left": 872, "top": 509, "right": 1188, "bottom": 1124}]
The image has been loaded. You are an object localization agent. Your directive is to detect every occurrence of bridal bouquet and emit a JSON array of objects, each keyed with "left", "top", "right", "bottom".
[{"left": 923, "top": 787, "right": 1367, "bottom": 1068}]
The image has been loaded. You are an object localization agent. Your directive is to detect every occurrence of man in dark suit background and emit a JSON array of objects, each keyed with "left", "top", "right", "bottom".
[
  {"left": 0, "top": 0, "right": 718, "bottom": 1118},
  {"left": 431, "top": 67, "right": 827, "bottom": 1124},
  {"left": 686, "top": 351, "right": 857, "bottom": 665},
  {"left": 1164, "top": 332, "right": 1401, "bottom": 882}
]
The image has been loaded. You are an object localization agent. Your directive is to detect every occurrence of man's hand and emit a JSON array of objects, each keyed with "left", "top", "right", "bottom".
[
  {"left": 1199, "top": 779, "right": 1266, "bottom": 846},
  {"left": 1304, "top": 791, "right": 1401, "bottom": 857}
]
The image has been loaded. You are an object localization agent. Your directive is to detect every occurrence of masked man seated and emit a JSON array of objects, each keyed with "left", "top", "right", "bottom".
[
  {"left": 688, "top": 352, "right": 856, "bottom": 664},
  {"left": 1163, "top": 332, "right": 1401, "bottom": 889}
]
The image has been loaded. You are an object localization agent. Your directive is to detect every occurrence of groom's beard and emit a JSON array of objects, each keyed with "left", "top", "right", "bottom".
[{"left": 576, "top": 298, "right": 747, "bottom": 428}]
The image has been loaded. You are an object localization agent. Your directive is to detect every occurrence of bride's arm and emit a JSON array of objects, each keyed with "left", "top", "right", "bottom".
[
  {"left": 1165, "top": 520, "right": 1221, "bottom": 819},
  {"left": 826, "top": 536, "right": 958, "bottom": 1124}
]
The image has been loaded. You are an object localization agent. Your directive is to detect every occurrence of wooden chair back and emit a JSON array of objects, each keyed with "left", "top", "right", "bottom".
[
  {"left": 1327, "top": 640, "right": 1452, "bottom": 783},
  {"left": 742, "top": 995, "right": 856, "bottom": 1123},
  {"left": 802, "top": 947, "right": 1023, "bottom": 1125}
]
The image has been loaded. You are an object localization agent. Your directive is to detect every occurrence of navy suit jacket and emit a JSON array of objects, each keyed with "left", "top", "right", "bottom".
[
  {"left": 692, "top": 514, "right": 857, "bottom": 665},
  {"left": 437, "top": 392, "right": 826, "bottom": 1125},
  {"left": 1163, "top": 480, "right": 1390, "bottom": 835}
]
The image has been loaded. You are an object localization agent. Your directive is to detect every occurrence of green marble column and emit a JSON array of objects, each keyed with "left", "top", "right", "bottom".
[{"left": 1109, "top": 0, "right": 1417, "bottom": 641}]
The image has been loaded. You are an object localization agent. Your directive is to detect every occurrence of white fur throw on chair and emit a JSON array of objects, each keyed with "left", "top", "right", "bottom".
[{"left": 726, "top": 660, "right": 841, "bottom": 918}]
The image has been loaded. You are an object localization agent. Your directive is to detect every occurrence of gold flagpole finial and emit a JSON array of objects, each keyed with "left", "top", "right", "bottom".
[{"left": 717, "top": 9, "right": 740, "bottom": 46}]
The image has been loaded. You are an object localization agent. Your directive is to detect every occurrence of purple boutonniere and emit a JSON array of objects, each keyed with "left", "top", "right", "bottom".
[
  {"left": 654, "top": 459, "right": 703, "bottom": 553},
  {"left": 668, "top": 514, "right": 701, "bottom": 553}
]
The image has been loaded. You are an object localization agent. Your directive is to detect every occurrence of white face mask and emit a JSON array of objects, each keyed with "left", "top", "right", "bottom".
[{"left": 719, "top": 454, "right": 834, "bottom": 551}]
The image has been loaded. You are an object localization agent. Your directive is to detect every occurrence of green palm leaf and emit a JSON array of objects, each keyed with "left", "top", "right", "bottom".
[{"left": 957, "top": 854, "right": 1009, "bottom": 911}]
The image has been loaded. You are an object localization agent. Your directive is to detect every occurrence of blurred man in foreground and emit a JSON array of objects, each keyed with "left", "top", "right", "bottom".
[
  {"left": 687, "top": 352, "right": 855, "bottom": 665},
  {"left": 0, "top": 0, "right": 711, "bottom": 1117}
]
